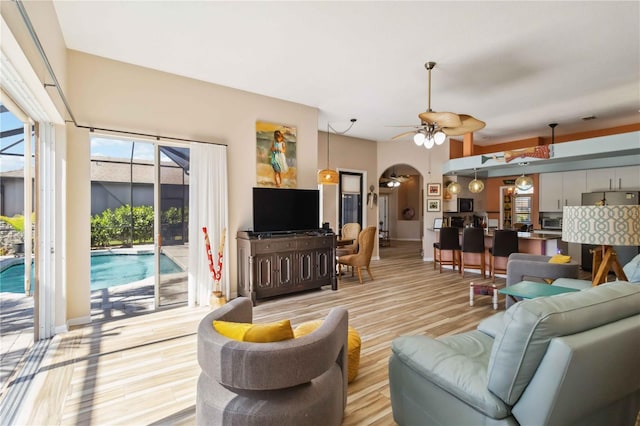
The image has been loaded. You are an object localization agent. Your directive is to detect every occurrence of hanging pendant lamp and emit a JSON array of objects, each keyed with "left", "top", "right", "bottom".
[
  {"left": 468, "top": 169, "right": 484, "bottom": 193},
  {"left": 447, "top": 180, "right": 462, "bottom": 195},
  {"left": 318, "top": 119, "right": 357, "bottom": 185}
]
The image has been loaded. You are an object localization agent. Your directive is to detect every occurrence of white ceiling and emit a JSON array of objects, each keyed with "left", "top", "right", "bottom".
[{"left": 52, "top": 1, "right": 639, "bottom": 146}]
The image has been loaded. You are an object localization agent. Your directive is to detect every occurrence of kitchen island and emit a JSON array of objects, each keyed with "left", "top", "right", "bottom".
[{"left": 429, "top": 228, "right": 564, "bottom": 275}]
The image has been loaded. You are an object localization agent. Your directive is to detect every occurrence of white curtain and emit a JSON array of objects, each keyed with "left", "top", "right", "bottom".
[{"left": 188, "top": 143, "right": 229, "bottom": 307}]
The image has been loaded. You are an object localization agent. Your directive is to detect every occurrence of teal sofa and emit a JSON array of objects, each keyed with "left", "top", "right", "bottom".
[{"left": 389, "top": 281, "right": 640, "bottom": 425}]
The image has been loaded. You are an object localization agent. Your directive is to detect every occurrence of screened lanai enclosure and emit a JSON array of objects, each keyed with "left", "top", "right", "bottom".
[{"left": 90, "top": 137, "right": 191, "bottom": 307}]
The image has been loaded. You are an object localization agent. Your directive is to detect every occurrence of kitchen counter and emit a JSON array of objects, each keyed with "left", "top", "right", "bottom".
[{"left": 429, "top": 228, "right": 562, "bottom": 256}]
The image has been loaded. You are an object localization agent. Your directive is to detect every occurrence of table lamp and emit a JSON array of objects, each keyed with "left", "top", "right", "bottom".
[{"left": 562, "top": 205, "right": 640, "bottom": 285}]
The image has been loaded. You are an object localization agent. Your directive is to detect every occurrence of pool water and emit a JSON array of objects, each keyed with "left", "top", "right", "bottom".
[{"left": 0, "top": 253, "right": 183, "bottom": 294}]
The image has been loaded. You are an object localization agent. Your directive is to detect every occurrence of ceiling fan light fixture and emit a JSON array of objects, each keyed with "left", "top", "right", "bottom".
[
  {"left": 413, "top": 131, "right": 425, "bottom": 146},
  {"left": 424, "top": 135, "right": 435, "bottom": 149},
  {"left": 515, "top": 174, "right": 533, "bottom": 191},
  {"left": 447, "top": 181, "right": 462, "bottom": 195},
  {"left": 434, "top": 130, "right": 446, "bottom": 145}
]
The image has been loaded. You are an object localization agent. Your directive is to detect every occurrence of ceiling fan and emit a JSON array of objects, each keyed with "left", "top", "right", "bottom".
[
  {"left": 391, "top": 62, "right": 486, "bottom": 148},
  {"left": 379, "top": 171, "right": 411, "bottom": 187}
]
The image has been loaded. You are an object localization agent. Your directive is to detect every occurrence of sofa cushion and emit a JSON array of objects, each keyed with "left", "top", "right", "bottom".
[
  {"left": 487, "top": 281, "right": 640, "bottom": 405},
  {"left": 213, "top": 319, "right": 294, "bottom": 342},
  {"left": 623, "top": 253, "right": 640, "bottom": 283}
]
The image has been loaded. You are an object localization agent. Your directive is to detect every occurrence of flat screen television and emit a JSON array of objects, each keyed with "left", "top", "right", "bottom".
[{"left": 252, "top": 187, "right": 320, "bottom": 233}]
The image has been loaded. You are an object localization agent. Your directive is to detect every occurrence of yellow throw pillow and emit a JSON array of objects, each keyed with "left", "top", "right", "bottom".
[
  {"left": 548, "top": 254, "right": 571, "bottom": 264},
  {"left": 213, "top": 319, "right": 294, "bottom": 343}
]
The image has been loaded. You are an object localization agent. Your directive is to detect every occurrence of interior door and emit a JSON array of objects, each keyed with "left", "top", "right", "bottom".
[
  {"left": 155, "top": 144, "right": 190, "bottom": 307},
  {"left": 338, "top": 171, "right": 363, "bottom": 235}
]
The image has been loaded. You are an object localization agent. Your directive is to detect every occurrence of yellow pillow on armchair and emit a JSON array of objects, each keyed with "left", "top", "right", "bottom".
[
  {"left": 548, "top": 254, "right": 571, "bottom": 264},
  {"left": 213, "top": 319, "right": 294, "bottom": 343}
]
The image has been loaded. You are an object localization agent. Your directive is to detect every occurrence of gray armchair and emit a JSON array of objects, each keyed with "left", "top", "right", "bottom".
[
  {"left": 196, "top": 297, "right": 348, "bottom": 425},
  {"left": 389, "top": 281, "right": 640, "bottom": 425},
  {"left": 505, "top": 253, "right": 580, "bottom": 308}
]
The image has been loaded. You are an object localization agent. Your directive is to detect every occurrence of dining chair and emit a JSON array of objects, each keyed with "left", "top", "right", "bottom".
[
  {"left": 336, "top": 223, "right": 361, "bottom": 257},
  {"left": 433, "top": 227, "right": 461, "bottom": 273},
  {"left": 489, "top": 230, "right": 519, "bottom": 282},
  {"left": 460, "top": 227, "right": 486, "bottom": 278},
  {"left": 337, "top": 226, "right": 376, "bottom": 284}
]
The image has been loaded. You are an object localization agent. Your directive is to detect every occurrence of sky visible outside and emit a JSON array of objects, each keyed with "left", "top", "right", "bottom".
[{"left": 1, "top": 103, "right": 170, "bottom": 173}]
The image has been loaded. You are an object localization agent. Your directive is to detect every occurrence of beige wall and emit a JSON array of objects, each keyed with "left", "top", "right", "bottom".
[
  {"left": 65, "top": 50, "right": 319, "bottom": 316},
  {"left": 318, "top": 131, "right": 378, "bottom": 256},
  {"left": 377, "top": 141, "right": 450, "bottom": 260}
]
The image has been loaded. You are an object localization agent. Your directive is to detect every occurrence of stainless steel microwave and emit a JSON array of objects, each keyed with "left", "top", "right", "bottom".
[
  {"left": 457, "top": 198, "right": 474, "bottom": 213},
  {"left": 542, "top": 217, "right": 562, "bottom": 230}
]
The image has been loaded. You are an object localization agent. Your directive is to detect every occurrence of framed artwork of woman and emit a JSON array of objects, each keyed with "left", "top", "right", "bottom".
[{"left": 256, "top": 121, "right": 297, "bottom": 188}]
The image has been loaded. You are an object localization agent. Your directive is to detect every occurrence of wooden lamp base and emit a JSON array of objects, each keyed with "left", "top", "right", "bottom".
[{"left": 591, "top": 245, "right": 629, "bottom": 286}]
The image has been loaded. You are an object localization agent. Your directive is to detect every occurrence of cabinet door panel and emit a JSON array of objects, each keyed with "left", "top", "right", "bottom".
[
  {"left": 255, "top": 256, "right": 273, "bottom": 290},
  {"left": 297, "top": 251, "right": 314, "bottom": 283},
  {"left": 616, "top": 166, "right": 640, "bottom": 190},
  {"left": 586, "top": 168, "right": 614, "bottom": 192},
  {"left": 315, "top": 249, "right": 332, "bottom": 281},
  {"left": 539, "top": 172, "right": 563, "bottom": 212},
  {"left": 562, "top": 170, "right": 586, "bottom": 207},
  {"left": 275, "top": 252, "right": 294, "bottom": 288}
]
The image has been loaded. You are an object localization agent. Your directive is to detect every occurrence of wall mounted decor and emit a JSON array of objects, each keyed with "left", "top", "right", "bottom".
[
  {"left": 427, "top": 183, "right": 441, "bottom": 196},
  {"left": 256, "top": 121, "right": 297, "bottom": 188},
  {"left": 427, "top": 199, "right": 441, "bottom": 212}
]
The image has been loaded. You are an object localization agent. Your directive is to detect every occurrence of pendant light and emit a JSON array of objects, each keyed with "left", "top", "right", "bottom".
[
  {"left": 447, "top": 178, "right": 462, "bottom": 195},
  {"left": 515, "top": 162, "right": 533, "bottom": 191},
  {"left": 468, "top": 169, "right": 484, "bottom": 193},
  {"left": 317, "top": 119, "right": 357, "bottom": 185}
]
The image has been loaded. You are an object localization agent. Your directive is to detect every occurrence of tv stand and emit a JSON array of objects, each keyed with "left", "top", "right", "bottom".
[{"left": 236, "top": 231, "right": 337, "bottom": 304}]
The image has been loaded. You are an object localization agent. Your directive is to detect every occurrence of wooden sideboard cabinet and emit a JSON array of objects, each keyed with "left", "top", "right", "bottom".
[{"left": 236, "top": 231, "right": 337, "bottom": 304}]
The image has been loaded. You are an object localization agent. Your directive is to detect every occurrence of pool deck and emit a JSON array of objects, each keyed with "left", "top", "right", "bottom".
[{"left": 0, "top": 243, "right": 189, "bottom": 403}]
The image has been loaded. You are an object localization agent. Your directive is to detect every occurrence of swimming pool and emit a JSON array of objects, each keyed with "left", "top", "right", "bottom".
[{"left": 0, "top": 253, "right": 183, "bottom": 294}]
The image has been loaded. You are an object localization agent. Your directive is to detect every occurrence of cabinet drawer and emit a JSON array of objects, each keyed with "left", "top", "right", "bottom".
[
  {"left": 297, "top": 236, "right": 333, "bottom": 250},
  {"left": 254, "top": 240, "right": 296, "bottom": 253}
]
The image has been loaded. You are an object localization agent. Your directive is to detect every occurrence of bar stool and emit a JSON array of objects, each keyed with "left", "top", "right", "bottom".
[
  {"left": 433, "top": 227, "right": 461, "bottom": 273},
  {"left": 489, "top": 229, "right": 519, "bottom": 282},
  {"left": 460, "top": 227, "right": 486, "bottom": 278}
]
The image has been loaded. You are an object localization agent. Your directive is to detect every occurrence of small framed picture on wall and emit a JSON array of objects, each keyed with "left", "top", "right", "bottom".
[
  {"left": 427, "top": 199, "right": 441, "bottom": 212},
  {"left": 427, "top": 183, "right": 441, "bottom": 196}
]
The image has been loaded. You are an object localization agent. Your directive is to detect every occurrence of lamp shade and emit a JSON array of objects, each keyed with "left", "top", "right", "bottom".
[
  {"left": 468, "top": 179, "right": 484, "bottom": 193},
  {"left": 515, "top": 174, "right": 533, "bottom": 191},
  {"left": 317, "top": 169, "right": 339, "bottom": 185},
  {"left": 562, "top": 205, "right": 640, "bottom": 246},
  {"left": 447, "top": 181, "right": 461, "bottom": 195}
]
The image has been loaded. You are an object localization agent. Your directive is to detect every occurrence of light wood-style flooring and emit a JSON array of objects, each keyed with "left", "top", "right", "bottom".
[{"left": 9, "top": 241, "right": 532, "bottom": 424}]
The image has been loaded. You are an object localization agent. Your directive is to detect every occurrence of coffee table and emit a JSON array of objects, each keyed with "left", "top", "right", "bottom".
[{"left": 499, "top": 280, "right": 579, "bottom": 303}]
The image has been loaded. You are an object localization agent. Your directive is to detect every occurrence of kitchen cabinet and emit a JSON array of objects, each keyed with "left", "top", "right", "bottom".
[
  {"left": 586, "top": 166, "right": 640, "bottom": 192},
  {"left": 237, "top": 232, "right": 336, "bottom": 304},
  {"left": 538, "top": 170, "right": 586, "bottom": 212}
]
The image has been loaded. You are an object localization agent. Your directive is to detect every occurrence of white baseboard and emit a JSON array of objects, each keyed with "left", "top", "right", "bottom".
[
  {"left": 67, "top": 315, "right": 91, "bottom": 327},
  {"left": 54, "top": 324, "right": 69, "bottom": 334}
]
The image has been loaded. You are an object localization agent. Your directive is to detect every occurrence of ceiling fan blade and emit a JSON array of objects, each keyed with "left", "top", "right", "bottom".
[
  {"left": 391, "top": 130, "right": 418, "bottom": 140},
  {"left": 418, "top": 111, "right": 462, "bottom": 128},
  {"left": 442, "top": 114, "right": 486, "bottom": 136}
]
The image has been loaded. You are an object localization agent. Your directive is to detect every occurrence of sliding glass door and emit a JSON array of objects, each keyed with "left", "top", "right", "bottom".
[{"left": 155, "top": 144, "right": 190, "bottom": 307}]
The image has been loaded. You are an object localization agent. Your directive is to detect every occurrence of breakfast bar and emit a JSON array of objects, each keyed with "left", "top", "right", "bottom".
[{"left": 430, "top": 228, "right": 564, "bottom": 275}]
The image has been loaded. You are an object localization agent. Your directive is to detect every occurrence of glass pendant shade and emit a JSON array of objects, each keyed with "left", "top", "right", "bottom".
[
  {"left": 515, "top": 174, "right": 533, "bottom": 191},
  {"left": 413, "top": 132, "right": 425, "bottom": 146},
  {"left": 424, "top": 136, "right": 435, "bottom": 149},
  {"left": 468, "top": 170, "right": 484, "bottom": 193},
  {"left": 469, "top": 178, "right": 484, "bottom": 193},
  {"left": 447, "top": 181, "right": 462, "bottom": 195},
  {"left": 317, "top": 169, "right": 339, "bottom": 185},
  {"left": 434, "top": 131, "right": 446, "bottom": 145}
]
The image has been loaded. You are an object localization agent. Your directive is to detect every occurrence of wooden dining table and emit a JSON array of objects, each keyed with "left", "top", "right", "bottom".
[{"left": 336, "top": 238, "right": 355, "bottom": 247}]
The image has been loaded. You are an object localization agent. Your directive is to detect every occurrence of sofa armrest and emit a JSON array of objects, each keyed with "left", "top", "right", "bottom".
[{"left": 390, "top": 334, "right": 509, "bottom": 418}]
